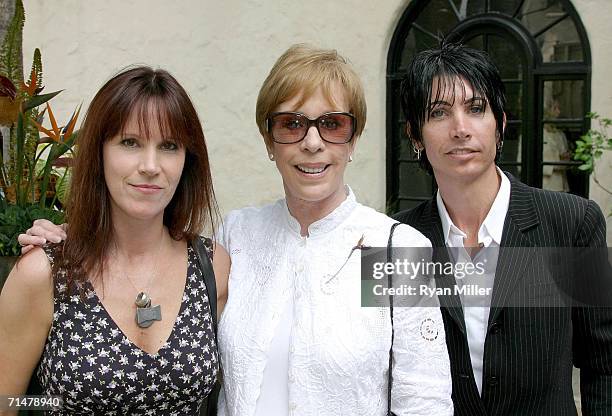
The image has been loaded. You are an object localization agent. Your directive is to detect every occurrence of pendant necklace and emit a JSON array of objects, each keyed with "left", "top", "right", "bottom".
[{"left": 122, "top": 231, "right": 165, "bottom": 329}]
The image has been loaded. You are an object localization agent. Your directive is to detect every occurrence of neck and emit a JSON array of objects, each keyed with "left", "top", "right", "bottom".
[
  {"left": 285, "top": 186, "right": 348, "bottom": 237},
  {"left": 436, "top": 166, "right": 501, "bottom": 236},
  {"left": 109, "top": 212, "right": 169, "bottom": 259}
]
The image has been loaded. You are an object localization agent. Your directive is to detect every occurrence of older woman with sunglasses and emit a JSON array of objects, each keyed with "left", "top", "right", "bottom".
[
  {"left": 215, "top": 44, "right": 452, "bottom": 415},
  {"left": 18, "top": 45, "right": 452, "bottom": 415}
]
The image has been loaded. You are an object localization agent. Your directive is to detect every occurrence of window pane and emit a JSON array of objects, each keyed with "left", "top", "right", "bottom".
[
  {"left": 504, "top": 82, "right": 523, "bottom": 120},
  {"left": 488, "top": 35, "right": 524, "bottom": 79},
  {"left": 541, "top": 122, "right": 586, "bottom": 193},
  {"left": 541, "top": 17, "right": 583, "bottom": 62},
  {"left": 464, "top": 0, "right": 486, "bottom": 16},
  {"left": 519, "top": 0, "right": 583, "bottom": 62},
  {"left": 543, "top": 80, "right": 584, "bottom": 119},
  {"left": 499, "top": 123, "right": 522, "bottom": 164},
  {"left": 489, "top": 0, "right": 523, "bottom": 16},
  {"left": 542, "top": 123, "right": 571, "bottom": 191},
  {"left": 399, "top": 162, "right": 434, "bottom": 198},
  {"left": 413, "top": 0, "right": 459, "bottom": 38},
  {"left": 520, "top": 0, "right": 564, "bottom": 36},
  {"left": 465, "top": 34, "right": 484, "bottom": 50}
]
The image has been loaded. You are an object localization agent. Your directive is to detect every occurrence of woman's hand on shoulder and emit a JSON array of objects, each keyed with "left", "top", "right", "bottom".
[
  {"left": 212, "top": 242, "right": 230, "bottom": 317},
  {"left": 0, "top": 248, "right": 54, "bottom": 396},
  {"left": 18, "top": 219, "right": 67, "bottom": 255}
]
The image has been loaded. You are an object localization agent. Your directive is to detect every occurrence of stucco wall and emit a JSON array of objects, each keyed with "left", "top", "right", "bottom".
[
  {"left": 572, "top": 0, "right": 612, "bottom": 241},
  {"left": 19, "top": 0, "right": 611, "bottom": 235}
]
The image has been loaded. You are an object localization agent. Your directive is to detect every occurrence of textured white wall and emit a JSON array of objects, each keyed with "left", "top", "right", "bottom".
[
  {"left": 573, "top": 0, "right": 612, "bottom": 240},
  {"left": 20, "top": 0, "right": 611, "bottom": 232}
]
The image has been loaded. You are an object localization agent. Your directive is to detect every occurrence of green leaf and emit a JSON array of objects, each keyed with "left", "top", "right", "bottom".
[
  {"left": 0, "top": 204, "right": 64, "bottom": 256},
  {"left": 22, "top": 90, "right": 62, "bottom": 112}
]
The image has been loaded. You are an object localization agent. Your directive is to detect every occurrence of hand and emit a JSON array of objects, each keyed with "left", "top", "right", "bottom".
[{"left": 18, "top": 220, "right": 68, "bottom": 255}]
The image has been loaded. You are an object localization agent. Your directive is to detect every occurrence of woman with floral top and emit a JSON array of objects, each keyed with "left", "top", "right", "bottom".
[{"left": 0, "top": 66, "right": 230, "bottom": 415}]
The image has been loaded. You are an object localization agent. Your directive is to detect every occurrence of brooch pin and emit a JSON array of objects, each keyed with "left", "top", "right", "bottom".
[{"left": 321, "top": 235, "right": 369, "bottom": 295}]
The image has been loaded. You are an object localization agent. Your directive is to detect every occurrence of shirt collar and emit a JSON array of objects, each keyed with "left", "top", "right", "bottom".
[
  {"left": 282, "top": 185, "right": 358, "bottom": 237},
  {"left": 437, "top": 167, "right": 510, "bottom": 247}
]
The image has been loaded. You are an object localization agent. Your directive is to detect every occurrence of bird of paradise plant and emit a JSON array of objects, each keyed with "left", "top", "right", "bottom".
[{"left": 0, "top": 2, "right": 80, "bottom": 256}]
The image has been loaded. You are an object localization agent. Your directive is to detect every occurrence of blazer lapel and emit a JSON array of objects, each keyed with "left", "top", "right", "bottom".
[
  {"left": 487, "top": 174, "right": 539, "bottom": 328},
  {"left": 424, "top": 198, "right": 467, "bottom": 334}
]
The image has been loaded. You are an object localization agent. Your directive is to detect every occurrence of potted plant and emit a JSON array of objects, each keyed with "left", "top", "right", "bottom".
[{"left": 0, "top": 0, "right": 79, "bottom": 288}]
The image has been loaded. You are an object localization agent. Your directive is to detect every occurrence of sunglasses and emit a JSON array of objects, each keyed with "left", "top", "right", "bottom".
[{"left": 266, "top": 112, "right": 356, "bottom": 144}]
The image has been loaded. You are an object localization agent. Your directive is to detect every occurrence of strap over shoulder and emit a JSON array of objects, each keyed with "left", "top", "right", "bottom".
[{"left": 192, "top": 236, "right": 218, "bottom": 335}]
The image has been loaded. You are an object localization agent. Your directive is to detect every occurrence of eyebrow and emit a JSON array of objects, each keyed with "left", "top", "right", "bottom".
[
  {"left": 428, "top": 96, "right": 485, "bottom": 109},
  {"left": 428, "top": 100, "right": 453, "bottom": 109}
]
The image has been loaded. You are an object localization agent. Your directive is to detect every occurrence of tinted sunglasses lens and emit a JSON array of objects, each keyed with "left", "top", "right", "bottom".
[
  {"left": 318, "top": 114, "right": 354, "bottom": 143},
  {"left": 270, "top": 113, "right": 306, "bottom": 143}
]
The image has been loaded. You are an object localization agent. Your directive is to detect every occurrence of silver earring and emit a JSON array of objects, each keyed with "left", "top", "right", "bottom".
[
  {"left": 496, "top": 133, "right": 503, "bottom": 152},
  {"left": 348, "top": 155, "right": 353, "bottom": 162},
  {"left": 412, "top": 144, "right": 422, "bottom": 160},
  {"left": 269, "top": 153, "right": 275, "bottom": 161}
]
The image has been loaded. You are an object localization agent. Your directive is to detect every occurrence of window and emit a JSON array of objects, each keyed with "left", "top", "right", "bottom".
[{"left": 386, "top": 0, "right": 591, "bottom": 213}]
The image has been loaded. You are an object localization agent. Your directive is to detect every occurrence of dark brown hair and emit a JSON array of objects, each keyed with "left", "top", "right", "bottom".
[{"left": 56, "top": 66, "right": 218, "bottom": 293}]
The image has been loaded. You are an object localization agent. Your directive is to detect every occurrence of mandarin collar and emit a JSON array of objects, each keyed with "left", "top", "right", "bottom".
[{"left": 281, "top": 185, "right": 357, "bottom": 237}]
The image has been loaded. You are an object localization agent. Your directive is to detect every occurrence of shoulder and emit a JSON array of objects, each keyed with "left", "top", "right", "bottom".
[
  {"left": 0, "top": 247, "right": 54, "bottom": 324},
  {"left": 352, "top": 204, "right": 431, "bottom": 248},
  {"left": 511, "top": 176, "right": 601, "bottom": 223},
  {"left": 7, "top": 247, "right": 53, "bottom": 293},
  {"left": 221, "top": 201, "right": 281, "bottom": 232},
  {"left": 507, "top": 175, "right": 606, "bottom": 245},
  {"left": 217, "top": 200, "right": 284, "bottom": 250},
  {"left": 392, "top": 200, "right": 433, "bottom": 228}
]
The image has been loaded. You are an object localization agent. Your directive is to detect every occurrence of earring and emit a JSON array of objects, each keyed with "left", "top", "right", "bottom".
[
  {"left": 268, "top": 153, "right": 275, "bottom": 161},
  {"left": 348, "top": 155, "right": 353, "bottom": 162},
  {"left": 412, "top": 144, "right": 422, "bottom": 160},
  {"left": 496, "top": 132, "right": 504, "bottom": 152}
]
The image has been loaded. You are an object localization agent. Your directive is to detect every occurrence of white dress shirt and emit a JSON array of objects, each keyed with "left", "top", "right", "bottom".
[
  {"left": 217, "top": 186, "right": 453, "bottom": 416},
  {"left": 436, "top": 168, "right": 511, "bottom": 395}
]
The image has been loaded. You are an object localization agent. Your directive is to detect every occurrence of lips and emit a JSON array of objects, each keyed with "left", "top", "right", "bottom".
[
  {"left": 446, "top": 148, "right": 478, "bottom": 155},
  {"left": 131, "top": 184, "right": 162, "bottom": 189},
  {"left": 296, "top": 164, "right": 329, "bottom": 174},
  {"left": 130, "top": 183, "right": 163, "bottom": 194}
]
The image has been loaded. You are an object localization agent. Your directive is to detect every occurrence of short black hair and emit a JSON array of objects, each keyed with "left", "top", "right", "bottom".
[{"left": 400, "top": 41, "right": 506, "bottom": 173}]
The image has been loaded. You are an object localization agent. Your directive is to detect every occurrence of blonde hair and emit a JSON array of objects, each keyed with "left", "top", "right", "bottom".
[{"left": 256, "top": 44, "right": 367, "bottom": 148}]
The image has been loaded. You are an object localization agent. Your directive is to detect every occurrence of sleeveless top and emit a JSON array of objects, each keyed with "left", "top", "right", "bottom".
[{"left": 38, "top": 239, "right": 218, "bottom": 415}]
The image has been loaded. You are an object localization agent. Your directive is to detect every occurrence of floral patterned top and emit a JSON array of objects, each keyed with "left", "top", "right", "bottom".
[{"left": 38, "top": 239, "right": 218, "bottom": 415}]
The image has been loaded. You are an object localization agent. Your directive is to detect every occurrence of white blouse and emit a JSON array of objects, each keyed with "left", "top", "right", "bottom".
[{"left": 217, "top": 188, "right": 453, "bottom": 416}]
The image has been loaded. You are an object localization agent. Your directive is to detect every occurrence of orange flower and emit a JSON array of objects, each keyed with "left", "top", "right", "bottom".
[{"left": 31, "top": 102, "right": 81, "bottom": 143}]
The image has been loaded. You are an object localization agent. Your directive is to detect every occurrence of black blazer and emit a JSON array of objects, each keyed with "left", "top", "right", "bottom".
[{"left": 393, "top": 173, "right": 612, "bottom": 416}]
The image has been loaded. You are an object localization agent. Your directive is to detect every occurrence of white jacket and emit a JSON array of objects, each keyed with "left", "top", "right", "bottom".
[{"left": 217, "top": 188, "right": 453, "bottom": 416}]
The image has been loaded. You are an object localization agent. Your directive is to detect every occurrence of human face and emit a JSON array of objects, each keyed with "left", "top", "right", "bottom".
[
  {"left": 418, "top": 77, "right": 504, "bottom": 185},
  {"left": 103, "top": 109, "right": 186, "bottom": 223},
  {"left": 270, "top": 83, "right": 357, "bottom": 210}
]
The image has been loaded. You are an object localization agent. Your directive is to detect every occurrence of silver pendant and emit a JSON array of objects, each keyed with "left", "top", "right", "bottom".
[{"left": 135, "top": 292, "right": 162, "bottom": 328}]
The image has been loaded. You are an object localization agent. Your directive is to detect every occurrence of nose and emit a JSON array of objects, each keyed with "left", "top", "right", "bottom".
[
  {"left": 138, "top": 145, "right": 161, "bottom": 176},
  {"left": 301, "top": 125, "right": 325, "bottom": 153},
  {"left": 451, "top": 112, "right": 471, "bottom": 140}
]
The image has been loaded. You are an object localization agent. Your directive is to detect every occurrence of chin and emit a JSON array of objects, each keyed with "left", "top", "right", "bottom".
[{"left": 287, "top": 183, "right": 343, "bottom": 204}]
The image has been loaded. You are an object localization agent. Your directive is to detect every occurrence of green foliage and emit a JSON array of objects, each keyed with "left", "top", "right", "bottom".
[
  {"left": 574, "top": 113, "right": 612, "bottom": 173},
  {"left": 0, "top": 0, "right": 25, "bottom": 86},
  {"left": 573, "top": 112, "right": 612, "bottom": 214},
  {"left": 0, "top": 204, "right": 64, "bottom": 256},
  {"left": 0, "top": 2, "right": 79, "bottom": 256}
]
